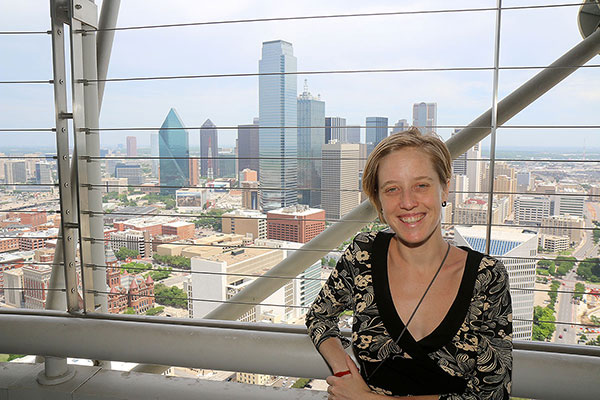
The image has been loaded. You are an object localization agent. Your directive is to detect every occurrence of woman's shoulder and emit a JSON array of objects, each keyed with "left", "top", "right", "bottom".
[
  {"left": 460, "top": 247, "right": 509, "bottom": 289},
  {"left": 351, "top": 228, "right": 392, "bottom": 249}
]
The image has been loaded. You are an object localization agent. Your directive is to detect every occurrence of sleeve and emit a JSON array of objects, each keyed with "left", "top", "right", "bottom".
[
  {"left": 305, "top": 239, "right": 358, "bottom": 350},
  {"left": 441, "top": 258, "right": 513, "bottom": 400}
]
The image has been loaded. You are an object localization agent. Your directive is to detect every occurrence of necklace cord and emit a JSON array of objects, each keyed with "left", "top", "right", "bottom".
[{"left": 364, "top": 242, "right": 452, "bottom": 384}]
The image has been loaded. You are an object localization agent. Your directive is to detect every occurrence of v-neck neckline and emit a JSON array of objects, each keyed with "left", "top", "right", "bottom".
[{"left": 371, "top": 231, "right": 481, "bottom": 353}]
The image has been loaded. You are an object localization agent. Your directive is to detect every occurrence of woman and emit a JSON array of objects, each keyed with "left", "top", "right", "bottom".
[{"left": 305, "top": 128, "right": 512, "bottom": 399}]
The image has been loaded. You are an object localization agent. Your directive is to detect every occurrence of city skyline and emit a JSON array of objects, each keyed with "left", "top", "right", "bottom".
[{"left": 1, "top": 1, "right": 599, "bottom": 151}]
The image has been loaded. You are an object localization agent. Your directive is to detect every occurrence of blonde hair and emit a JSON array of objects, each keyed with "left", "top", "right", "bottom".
[{"left": 362, "top": 127, "right": 452, "bottom": 224}]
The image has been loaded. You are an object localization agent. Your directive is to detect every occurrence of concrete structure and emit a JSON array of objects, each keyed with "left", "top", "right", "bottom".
[
  {"left": 22, "top": 264, "right": 52, "bottom": 310},
  {"left": 321, "top": 142, "right": 360, "bottom": 220},
  {"left": 540, "top": 214, "right": 585, "bottom": 245},
  {"left": 266, "top": 205, "right": 325, "bottom": 243},
  {"left": 453, "top": 197, "right": 509, "bottom": 226},
  {"left": 449, "top": 174, "right": 469, "bottom": 207},
  {"left": 259, "top": 40, "right": 298, "bottom": 211},
  {"left": 241, "top": 180, "right": 260, "bottom": 210},
  {"left": 222, "top": 209, "right": 267, "bottom": 240},
  {"left": 102, "top": 177, "right": 128, "bottom": 194},
  {"left": 538, "top": 234, "right": 570, "bottom": 253},
  {"left": 298, "top": 82, "right": 325, "bottom": 207},
  {"left": 514, "top": 195, "right": 551, "bottom": 226},
  {"left": 35, "top": 161, "right": 53, "bottom": 186},
  {"left": 555, "top": 189, "right": 586, "bottom": 218},
  {"left": 412, "top": 102, "right": 437, "bottom": 134},
  {"left": 454, "top": 225, "right": 537, "bottom": 340},
  {"left": 110, "top": 229, "right": 151, "bottom": 258},
  {"left": 162, "top": 221, "right": 195, "bottom": 240},
  {"left": 4, "top": 267, "right": 24, "bottom": 308}
]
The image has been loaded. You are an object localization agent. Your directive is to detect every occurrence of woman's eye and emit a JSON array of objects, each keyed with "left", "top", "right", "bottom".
[
  {"left": 385, "top": 187, "right": 397, "bottom": 193},
  {"left": 416, "top": 184, "right": 429, "bottom": 190}
]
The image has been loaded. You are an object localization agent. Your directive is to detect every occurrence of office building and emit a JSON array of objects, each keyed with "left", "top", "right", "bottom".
[
  {"left": 540, "top": 214, "right": 584, "bottom": 245},
  {"left": 391, "top": 119, "right": 409, "bottom": 134},
  {"left": 298, "top": 81, "right": 325, "bottom": 207},
  {"left": 538, "top": 234, "right": 569, "bottom": 253},
  {"left": 237, "top": 120, "right": 259, "bottom": 176},
  {"left": 454, "top": 225, "right": 536, "bottom": 340},
  {"left": 259, "top": 40, "right": 298, "bottom": 211},
  {"left": 188, "top": 158, "right": 198, "bottom": 186},
  {"left": 365, "top": 117, "right": 388, "bottom": 154},
  {"left": 200, "top": 119, "right": 218, "bottom": 178},
  {"left": 517, "top": 171, "right": 532, "bottom": 193},
  {"left": 115, "top": 163, "right": 144, "bottom": 186},
  {"left": 4, "top": 160, "right": 27, "bottom": 184},
  {"left": 449, "top": 174, "right": 469, "bottom": 207},
  {"left": 346, "top": 126, "right": 361, "bottom": 144},
  {"left": 217, "top": 149, "right": 236, "bottom": 178},
  {"left": 555, "top": 189, "right": 586, "bottom": 218},
  {"left": 162, "top": 221, "right": 195, "bottom": 240},
  {"left": 23, "top": 264, "right": 52, "bottom": 310},
  {"left": 35, "top": 161, "right": 53, "bottom": 185},
  {"left": 150, "top": 133, "right": 159, "bottom": 178},
  {"left": 514, "top": 195, "right": 551, "bottom": 226},
  {"left": 4, "top": 268, "right": 24, "bottom": 308},
  {"left": 321, "top": 142, "right": 361, "bottom": 220},
  {"left": 110, "top": 229, "right": 151, "bottom": 258},
  {"left": 412, "top": 102, "right": 437, "bottom": 134},
  {"left": 159, "top": 108, "right": 189, "bottom": 194},
  {"left": 325, "top": 117, "right": 346, "bottom": 144},
  {"left": 241, "top": 180, "right": 260, "bottom": 210},
  {"left": 266, "top": 205, "right": 325, "bottom": 243},
  {"left": 176, "top": 188, "right": 208, "bottom": 211},
  {"left": 126, "top": 136, "right": 137, "bottom": 157},
  {"left": 222, "top": 209, "right": 267, "bottom": 240},
  {"left": 453, "top": 197, "right": 509, "bottom": 226}
]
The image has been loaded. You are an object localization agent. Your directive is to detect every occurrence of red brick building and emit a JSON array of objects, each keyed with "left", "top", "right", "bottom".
[
  {"left": 0, "top": 238, "right": 19, "bottom": 253},
  {"left": 162, "top": 221, "right": 195, "bottom": 240},
  {"left": 19, "top": 210, "right": 47, "bottom": 227},
  {"left": 266, "top": 205, "right": 326, "bottom": 244}
]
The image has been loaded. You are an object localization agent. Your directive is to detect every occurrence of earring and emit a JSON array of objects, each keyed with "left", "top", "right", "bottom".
[{"left": 442, "top": 201, "right": 447, "bottom": 207}]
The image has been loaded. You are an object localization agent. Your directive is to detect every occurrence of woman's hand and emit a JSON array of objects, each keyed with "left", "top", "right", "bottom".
[{"left": 325, "top": 354, "right": 374, "bottom": 400}]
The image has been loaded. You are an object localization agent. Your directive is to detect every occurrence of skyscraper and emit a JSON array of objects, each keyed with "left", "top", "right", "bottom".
[
  {"left": 365, "top": 117, "right": 388, "bottom": 154},
  {"left": 126, "top": 136, "right": 137, "bottom": 157},
  {"left": 412, "top": 102, "right": 437, "bottom": 134},
  {"left": 150, "top": 133, "right": 159, "bottom": 178},
  {"left": 346, "top": 126, "right": 361, "bottom": 144},
  {"left": 321, "top": 142, "right": 360, "bottom": 220},
  {"left": 237, "top": 118, "right": 259, "bottom": 177},
  {"left": 325, "top": 117, "right": 346, "bottom": 144},
  {"left": 298, "top": 80, "right": 325, "bottom": 207},
  {"left": 259, "top": 40, "right": 298, "bottom": 211},
  {"left": 200, "top": 119, "right": 218, "bottom": 178},
  {"left": 159, "top": 108, "right": 189, "bottom": 195},
  {"left": 391, "top": 119, "right": 409, "bottom": 134}
]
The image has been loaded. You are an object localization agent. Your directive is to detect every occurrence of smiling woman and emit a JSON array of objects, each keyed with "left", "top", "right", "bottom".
[{"left": 306, "top": 128, "right": 513, "bottom": 399}]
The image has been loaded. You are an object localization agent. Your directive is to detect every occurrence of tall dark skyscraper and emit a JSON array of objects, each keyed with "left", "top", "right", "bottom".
[
  {"left": 259, "top": 40, "right": 297, "bottom": 211},
  {"left": 200, "top": 119, "right": 218, "bottom": 178},
  {"left": 366, "top": 116, "right": 388, "bottom": 154},
  {"left": 237, "top": 118, "right": 259, "bottom": 177},
  {"left": 298, "top": 80, "right": 325, "bottom": 207},
  {"left": 159, "top": 108, "right": 189, "bottom": 194}
]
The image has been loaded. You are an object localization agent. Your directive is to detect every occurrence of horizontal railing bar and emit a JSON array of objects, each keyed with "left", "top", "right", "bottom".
[
  {"left": 83, "top": 63, "right": 600, "bottom": 84},
  {"left": 76, "top": 2, "right": 584, "bottom": 34},
  {"left": 0, "top": 155, "right": 57, "bottom": 159},
  {"left": 0, "top": 80, "right": 53, "bottom": 85},
  {"left": 0, "top": 30, "right": 51, "bottom": 35},
  {"left": 0, "top": 128, "right": 55, "bottom": 132},
  {"left": 0, "top": 261, "right": 63, "bottom": 266}
]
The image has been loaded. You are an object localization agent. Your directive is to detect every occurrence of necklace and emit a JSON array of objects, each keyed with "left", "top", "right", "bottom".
[{"left": 364, "top": 242, "right": 452, "bottom": 383}]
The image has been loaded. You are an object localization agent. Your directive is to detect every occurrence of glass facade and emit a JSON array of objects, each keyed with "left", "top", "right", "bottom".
[
  {"left": 365, "top": 116, "right": 388, "bottom": 154},
  {"left": 259, "top": 40, "right": 298, "bottom": 211},
  {"left": 297, "top": 83, "right": 325, "bottom": 207},
  {"left": 159, "top": 108, "right": 190, "bottom": 194},
  {"left": 200, "top": 118, "right": 218, "bottom": 178}
]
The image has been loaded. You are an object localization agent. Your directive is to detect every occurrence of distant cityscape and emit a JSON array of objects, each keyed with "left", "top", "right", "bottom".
[{"left": 1, "top": 39, "right": 600, "bottom": 384}]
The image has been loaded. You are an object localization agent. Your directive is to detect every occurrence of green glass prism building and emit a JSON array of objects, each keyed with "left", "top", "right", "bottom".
[{"left": 159, "top": 108, "right": 189, "bottom": 194}]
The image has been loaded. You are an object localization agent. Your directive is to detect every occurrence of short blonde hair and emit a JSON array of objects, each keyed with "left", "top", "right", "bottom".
[{"left": 362, "top": 127, "right": 452, "bottom": 224}]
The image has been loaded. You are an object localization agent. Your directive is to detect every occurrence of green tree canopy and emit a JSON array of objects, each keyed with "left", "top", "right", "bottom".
[{"left": 115, "top": 247, "right": 140, "bottom": 261}]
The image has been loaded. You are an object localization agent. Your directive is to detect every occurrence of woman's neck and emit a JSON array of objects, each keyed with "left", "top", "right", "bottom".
[{"left": 391, "top": 233, "right": 449, "bottom": 274}]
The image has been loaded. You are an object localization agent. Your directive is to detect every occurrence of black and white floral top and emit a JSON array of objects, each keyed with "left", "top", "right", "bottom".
[{"left": 305, "top": 231, "right": 512, "bottom": 399}]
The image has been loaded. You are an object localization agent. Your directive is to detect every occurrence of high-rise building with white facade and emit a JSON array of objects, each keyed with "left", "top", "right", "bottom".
[
  {"left": 412, "top": 102, "right": 437, "bottom": 134},
  {"left": 321, "top": 142, "right": 360, "bottom": 220},
  {"left": 454, "top": 225, "right": 536, "bottom": 341},
  {"left": 259, "top": 40, "right": 297, "bottom": 211},
  {"left": 391, "top": 119, "right": 409, "bottom": 134},
  {"left": 514, "top": 195, "right": 551, "bottom": 226},
  {"left": 449, "top": 174, "right": 469, "bottom": 207},
  {"left": 540, "top": 214, "right": 585, "bottom": 245},
  {"left": 23, "top": 265, "right": 52, "bottom": 310},
  {"left": 298, "top": 81, "right": 325, "bottom": 207},
  {"left": 4, "top": 160, "right": 27, "bottom": 184},
  {"left": 35, "top": 161, "right": 53, "bottom": 185},
  {"left": 555, "top": 189, "right": 586, "bottom": 218}
]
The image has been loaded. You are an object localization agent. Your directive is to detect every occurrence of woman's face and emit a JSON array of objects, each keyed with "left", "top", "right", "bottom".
[{"left": 377, "top": 147, "right": 449, "bottom": 247}]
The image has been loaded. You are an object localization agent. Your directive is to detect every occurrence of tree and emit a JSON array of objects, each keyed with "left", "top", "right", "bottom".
[
  {"left": 292, "top": 378, "right": 311, "bottom": 388},
  {"left": 577, "top": 258, "right": 600, "bottom": 282},
  {"left": 121, "top": 261, "right": 150, "bottom": 274},
  {"left": 147, "top": 267, "right": 171, "bottom": 281},
  {"left": 145, "top": 306, "right": 165, "bottom": 316},
  {"left": 532, "top": 306, "right": 556, "bottom": 341},
  {"left": 154, "top": 283, "right": 187, "bottom": 308},
  {"left": 115, "top": 247, "right": 140, "bottom": 261},
  {"left": 124, "top": 307, "right": 135, "bottom": 314},
  {"left": 573, "top": 282, "right": 585, "bottom": 301}
]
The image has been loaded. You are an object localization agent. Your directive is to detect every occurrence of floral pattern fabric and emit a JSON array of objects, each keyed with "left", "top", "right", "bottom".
[{"left": 305, "top": 231, "right": 512, "bottom": 399}]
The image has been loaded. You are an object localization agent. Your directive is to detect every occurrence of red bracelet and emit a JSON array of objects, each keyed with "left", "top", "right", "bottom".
[{"left": 334, "top": 370, "right": 351, "bottom": 377}]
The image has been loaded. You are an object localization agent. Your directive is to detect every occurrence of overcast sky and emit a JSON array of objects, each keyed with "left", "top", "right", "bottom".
[{"left": 1, "top": 0, "right": 598, "bottom": 152}]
